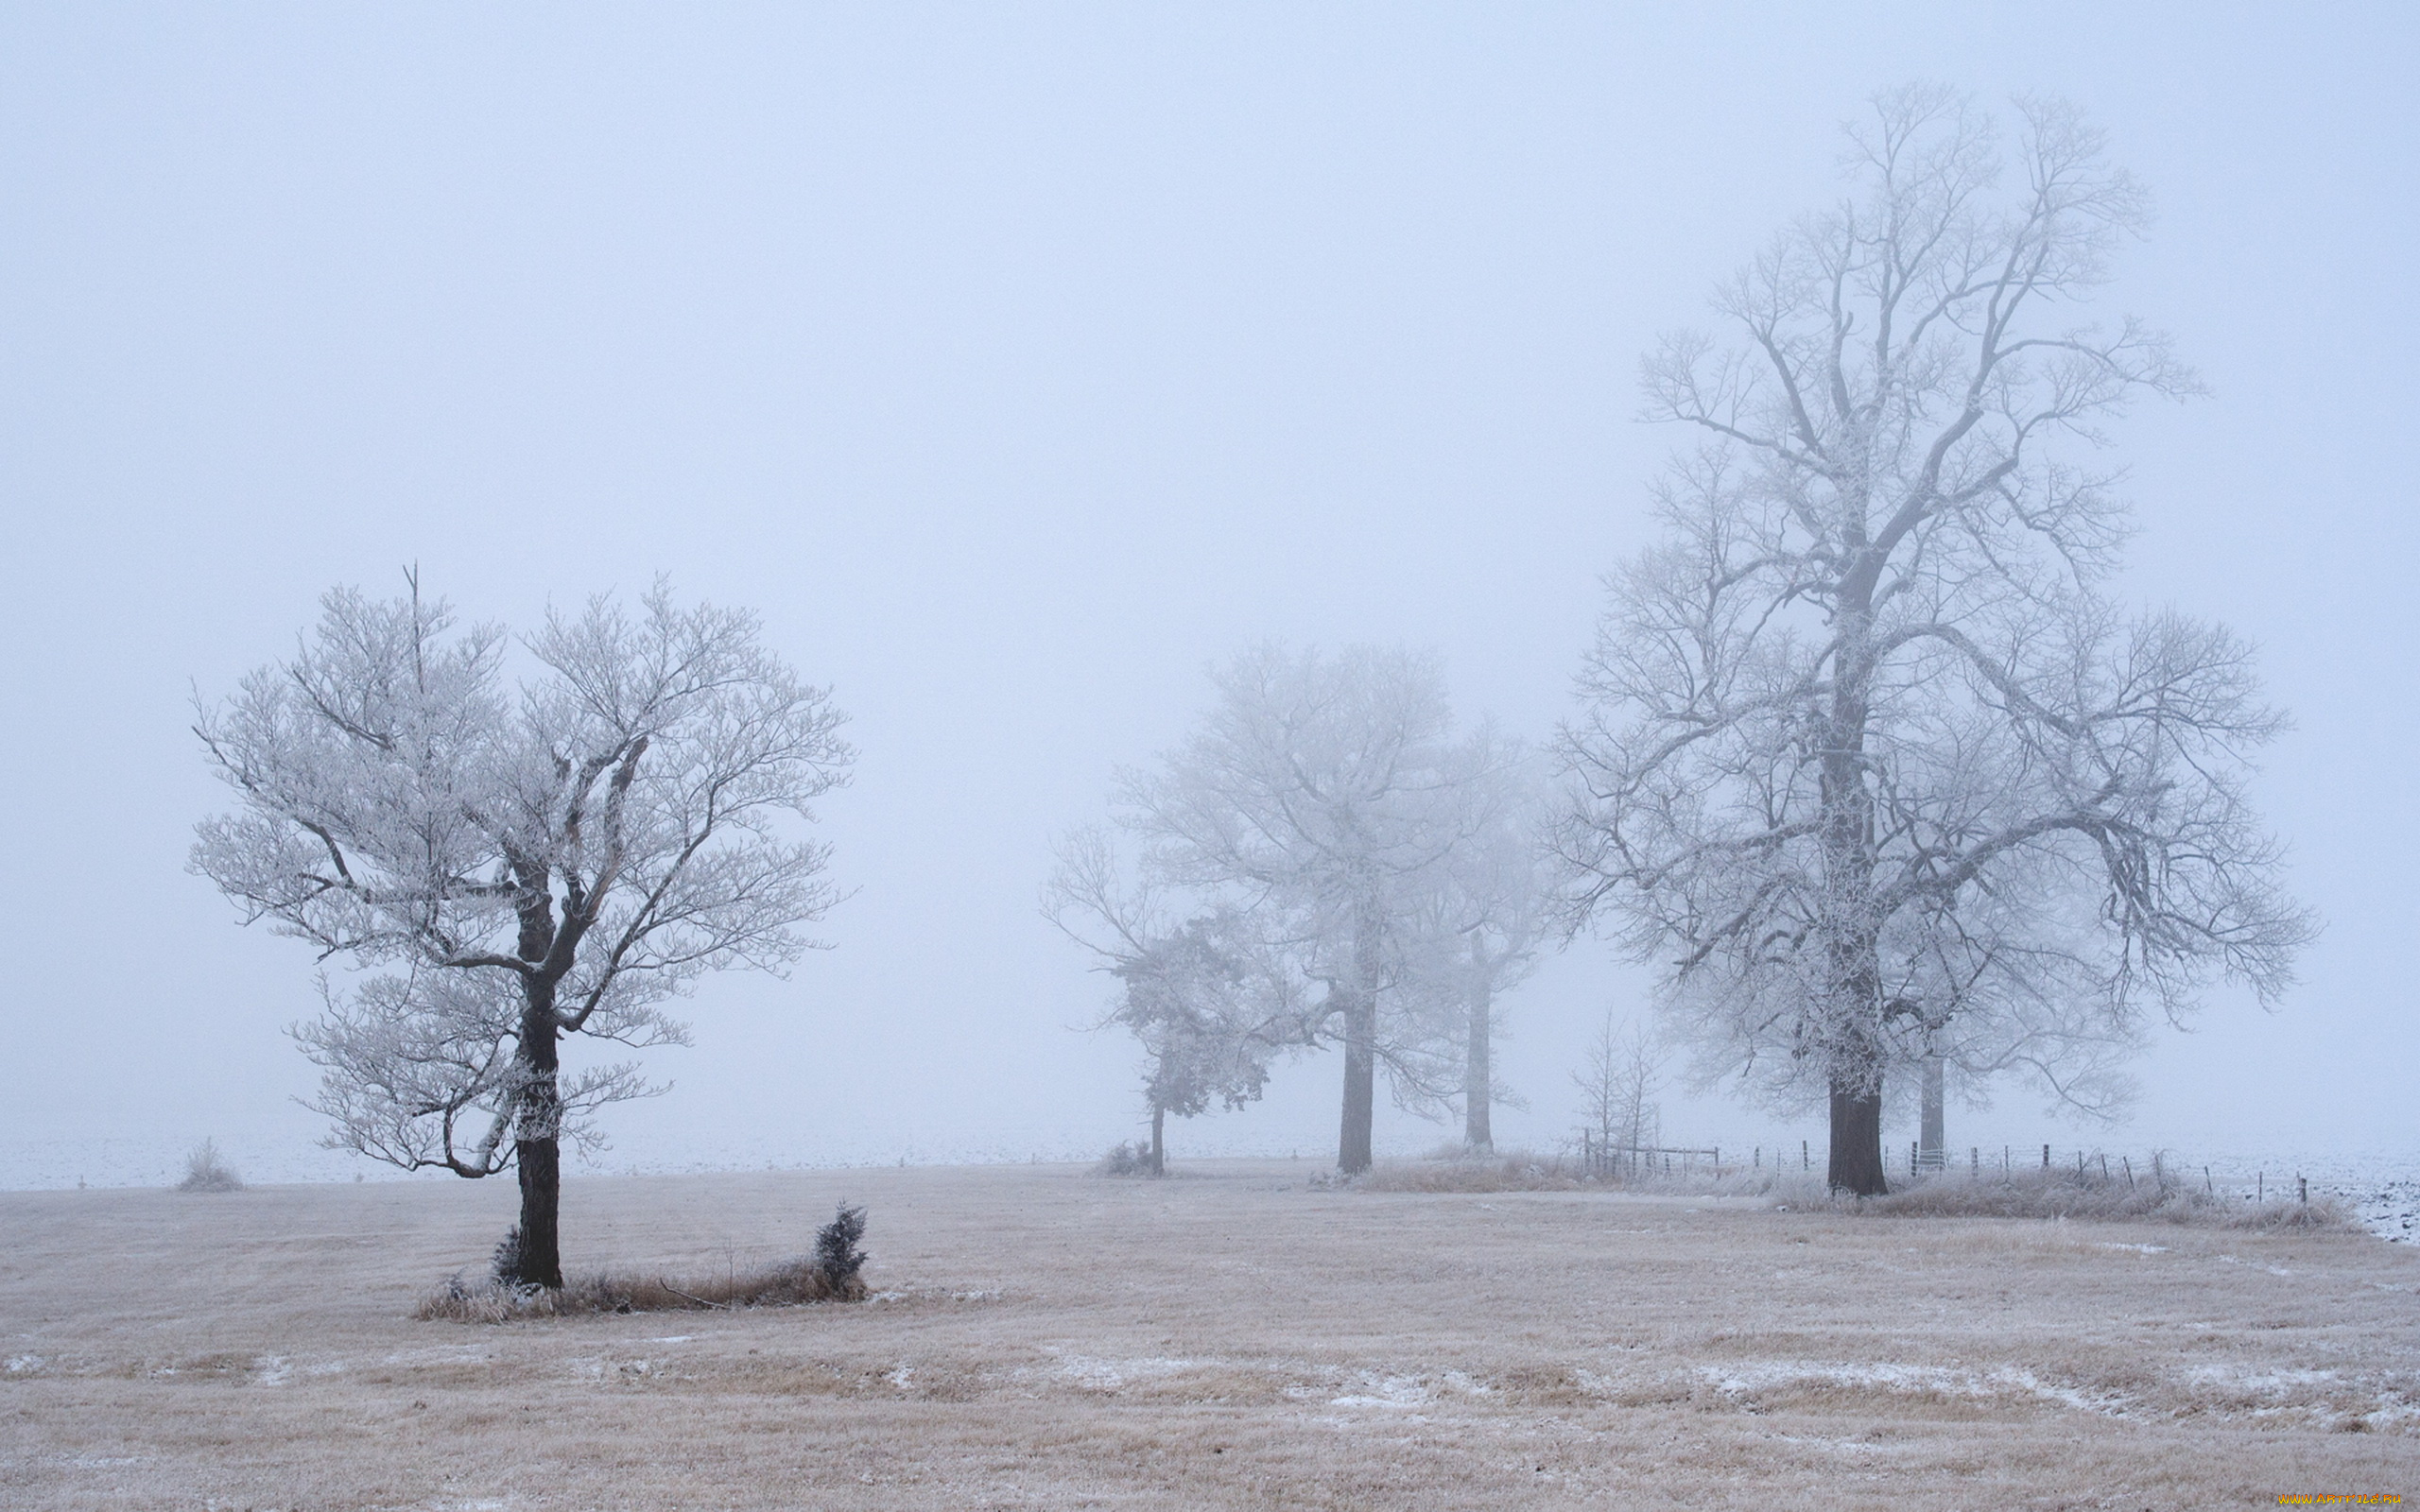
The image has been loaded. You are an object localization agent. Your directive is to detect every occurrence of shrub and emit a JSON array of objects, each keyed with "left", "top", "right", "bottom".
[
  {"left": 815, "top": 1202, "right": 869, "bottom": 1288},
  {"left": 1096, "top": 1141, "right": 1150, "bottom": 1177},
  {"left": 490, "top": 1226, "right": 533, "bottom": 1291},
  {"left": 176, "top": 1138, "right": 243, "bottom": 1193}
]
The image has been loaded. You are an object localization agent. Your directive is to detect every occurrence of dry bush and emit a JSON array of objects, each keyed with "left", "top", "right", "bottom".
[
  {"left": 419, "top": 1256, "right": 867, "bottom": 1323},
  {"left": 175, "top": 1138, "right": 243, "bottom": 1193},
  {"left": 1094, "top": 1141, "right": 1152, "bottom": 1177}
]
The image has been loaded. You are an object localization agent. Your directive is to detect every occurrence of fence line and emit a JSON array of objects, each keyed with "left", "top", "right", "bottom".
[{"left": 1567, "top": 1132, "right": 2314, "bottom": 1206}]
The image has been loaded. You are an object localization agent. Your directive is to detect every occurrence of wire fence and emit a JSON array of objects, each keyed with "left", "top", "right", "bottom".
[{"left": 1570, "top": 1130, "right": 2325, "bottom": 1208}]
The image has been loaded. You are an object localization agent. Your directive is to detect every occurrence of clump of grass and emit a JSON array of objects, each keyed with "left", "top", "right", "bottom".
[
  {"left": 419, "top": 1203, "right": 874, "bottom": 1322},
  {"left": 420, "top": 1257, "right": 867, "bottom": 1323},
  {"left": 1094, "top": 1141, "right": 1151, "bottom": 1177},
  {"left": 176, "top": 1138, "right": 243, "bottom": 1193}
]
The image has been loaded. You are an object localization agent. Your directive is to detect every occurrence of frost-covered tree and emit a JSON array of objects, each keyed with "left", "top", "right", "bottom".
[
  {"left": 193, "top": 578, "right": 852, "bottom": 1286},
  {"left": 1572, "top": 1012, "right": 1662, "bottom": 1176},
  {"left": 1553, "top": 87, "right": 2313, "bottom": 1194},
  {"left": 1046, "top": 831, "right": 1307, "bottom": 1176},
  {"left": 1090, "top": 644, "right": 1509, "bottom": 1174},
  {"left": 1399, "top": 749, "right": 1549, "bottom": 1153}
]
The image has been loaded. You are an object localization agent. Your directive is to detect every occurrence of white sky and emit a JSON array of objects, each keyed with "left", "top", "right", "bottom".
[{"left": 1, "top": 4, "right": 2411, "bottom": 1184}]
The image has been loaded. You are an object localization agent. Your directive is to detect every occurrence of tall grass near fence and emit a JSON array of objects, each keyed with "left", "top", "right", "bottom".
[{"left": 1356, "top": 1145, "right": 2356, "bottom": 1230}]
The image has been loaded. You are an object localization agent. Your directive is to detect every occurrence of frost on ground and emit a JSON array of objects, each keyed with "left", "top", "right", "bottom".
[
  {"left": 2, "top": 1161, "right": 2413, "bottom": 1509},
  {"left": 2353, "top": 1179, "right": 2420, "bottom": 1243}
]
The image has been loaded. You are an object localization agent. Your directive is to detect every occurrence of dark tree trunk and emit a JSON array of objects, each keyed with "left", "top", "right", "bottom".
[
  {"left": 1462, "top": 952, "right": 1493, "bottom": 1152},
  {"left": 1149, "top": 1103, "right": 1166, "bottom": 1177},
  {"left": 510, "top": 979, "right": 565, "bottom": 1289},
  {"left": 1919, "top": 1055, "right": 1945, "bottom": 1168},
  {"left": 1827, "top": 1074, "right": 1888, "bottom": 1196},
  {"left": 1818, "top": 561, "right": 1888, "bottom": 1201},
  {"left": 1337, "top": 902, "right": 1380, "bottom": 1176},
  {"left": 1338, "top": 986, "right": 1374, "bottom": 1175}
]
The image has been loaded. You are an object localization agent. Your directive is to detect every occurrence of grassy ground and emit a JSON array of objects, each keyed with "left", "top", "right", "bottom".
[{"left": 2, "top": 1160, "right": 2413, "bottom": 1509}]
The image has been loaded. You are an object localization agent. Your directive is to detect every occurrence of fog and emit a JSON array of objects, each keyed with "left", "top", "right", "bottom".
[{"left": 2, "top": 5, "right": 2411, "bottom": 1187}]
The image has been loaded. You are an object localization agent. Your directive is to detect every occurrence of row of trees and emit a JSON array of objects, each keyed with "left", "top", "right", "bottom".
[
  {"left": 1045, "top": 645, "right": 1548, "bottom": 1176},
  {"left": 190, "top": 89, "right": 2315, "bottom": 1293},
  {"left": 1049, "top": 88, "right": 2311, "bottom": 1194}
]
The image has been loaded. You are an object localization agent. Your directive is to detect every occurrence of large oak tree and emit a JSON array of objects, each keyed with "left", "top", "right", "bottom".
[
  {"left": 1553, "top": 88, "right": 2312, "bottom": 1194},
  {"left": 194, "top": 579, "right": 851, "bottom": 1285}
]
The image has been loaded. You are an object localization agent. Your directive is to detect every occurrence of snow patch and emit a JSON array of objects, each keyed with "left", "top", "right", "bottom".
[
  {"left": 1034, "top": 1347, "right": 1200, "bottom": 1392},
  {"left": 1328, "top": 1372, "right": 1433, "bottom": 1408},
  {"left": 1702, "top": 1360, "right": 2126, "bottom": 1416}
]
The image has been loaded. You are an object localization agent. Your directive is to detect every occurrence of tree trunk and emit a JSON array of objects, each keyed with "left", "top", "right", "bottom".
[
  {"left": 1337, "top": 902, "right": 1381, "bottom": 1175},
  {"left": 1462, "top": 954, "right": 1493, "bottom": 1153},
  {"left": 1919, "top": 1055, "right": 1945, "bottom": 1168},
  {"left": 1149, "top": 1103, "right": 1166, "bottom": 1178},
  {"left": 1827, "top": 1074, "right": 1887, "bottom": 1196},
  {"left": 510, "top": 983, "right": 565, "bottom": 1289},
  {"left": 1338, "top": 986, "right": 1374, "bottom": 1175},
  {"left": 1819, "top": 559, "right": 1887, "bottom": 1200}
]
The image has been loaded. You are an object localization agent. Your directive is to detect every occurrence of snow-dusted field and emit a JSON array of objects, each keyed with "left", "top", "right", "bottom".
[{"left": 3, "top": 1160, "right": 2414, "bottom": 1509}]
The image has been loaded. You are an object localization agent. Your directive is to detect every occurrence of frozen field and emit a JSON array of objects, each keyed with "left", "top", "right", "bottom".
[{"left": 2, "top": 1160, "right": 2414, "bottom": 1509}]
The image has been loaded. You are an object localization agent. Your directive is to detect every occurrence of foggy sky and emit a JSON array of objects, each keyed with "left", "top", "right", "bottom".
[{"left": 2, "top": 4, "right": 2411, "bottom": 1184}]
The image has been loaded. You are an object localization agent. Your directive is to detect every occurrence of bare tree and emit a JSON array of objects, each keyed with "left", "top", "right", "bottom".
[
  {"left": 1553, "top": 88, "right": 2313, "bottom": 1194},
  {"left": 1400, "top": 747, "right": 1549, "bottom": 1153},
  {"left": 1572, "top": 1012, "right": 1662, "bottom": 1177},
  {"left": 1100, "top": 644, "right": 1507, "bottom": 1174},
  {"left": 193, "top": 577, "right": 852, "bottom": 1286},
  {"left": 1045, "top": 830, "right": 1306, "bottom": 1175}
]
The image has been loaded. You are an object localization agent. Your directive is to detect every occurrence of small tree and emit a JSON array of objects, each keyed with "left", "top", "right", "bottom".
[
  {"left": 1572, "top": 1013, "right": 1661, "bottom": 1177},
  {"left": 177, "top": 1138, "right": 244, "bottom": 1193},
  {"left": 1553, "top": 88, "right": 2313, "bottom": 1194},
  {"left": 1046, "top": 832, "right": 1305, "bottom": 1175},
  {"left": 193, "top": 577, "right": 851, "bottom": 1286}
]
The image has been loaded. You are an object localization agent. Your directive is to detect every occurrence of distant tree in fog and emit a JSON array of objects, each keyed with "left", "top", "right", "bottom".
[
  {"left": 1552, "top": 86, "right": 2314, "bottom": 1195},
  {"left": 1072, "top": 644, "right": 1517, "bottom": 1175},
  {"left": 1046, "top": 830, "right": 1306, "bottom": 1176},
  {"left": 192, "top": 577, "right": 851, "bottom": 1287},
  {"left": 1572, "top": 1013, "right": 1663, "bottom": 1174},
  {"left": 1398, "top": 751, "right": 1550, "bottom": 1153}
]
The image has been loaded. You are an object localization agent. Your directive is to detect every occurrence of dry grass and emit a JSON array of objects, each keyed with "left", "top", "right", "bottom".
[
  {"left": 1364, "top": 1149, "right": 2363, "bottom": 1232},
  {"left": 1864, "top": 1171, "right": 2360, "bottom": 1229},
  {"left": 1357, "top": 1150, "right": 1588, "bottom": 1192},
  {"left": 3, "top": 1160, "right": 2413, "bottom": 1509},
  {"left": 418, "top": 1259, "right": 867, "bottom": 1323}
]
